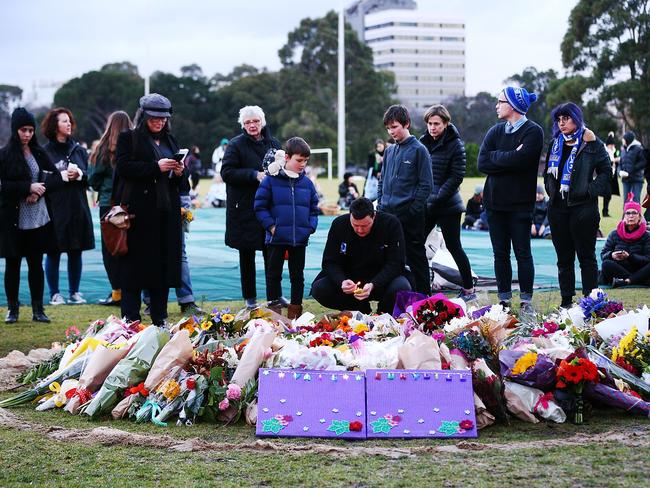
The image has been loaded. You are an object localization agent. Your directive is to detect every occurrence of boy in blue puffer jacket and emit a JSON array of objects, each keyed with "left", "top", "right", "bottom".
[{"left": 254, "top": 137, "right": 319, "bottom": 319}]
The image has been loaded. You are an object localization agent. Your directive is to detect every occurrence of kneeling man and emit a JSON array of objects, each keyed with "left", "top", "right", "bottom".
[{"left": 311, "top": 197, "right": 411, "bottom": 314}]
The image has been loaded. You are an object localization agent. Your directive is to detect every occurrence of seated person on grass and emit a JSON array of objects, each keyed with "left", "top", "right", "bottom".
[
  {"left": 600, "top": 195, "right": 650, "bottom": 287},
  {"left": 310, "top": 197, "right": 411, "bottom": 314}
]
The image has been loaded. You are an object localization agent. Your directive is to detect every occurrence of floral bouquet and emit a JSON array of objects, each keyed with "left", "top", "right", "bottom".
[
  {"left": 579, "top": 289, "right": 624, "bottom": 321},
  {"left": 410, "top": 293, "right": 464, "bottom": 333},
  {"left": 472, "top": 357, "right": 509, "bottom": 423},
  {"left": 132, "top": 366, "right": 185, "bottom": 426},
  {"left": 195, "top": 308, "right": 241, "bottom": 339},
  {"left": 555, "top": 351, "right": 599, "bottom": 424},
  {"left": 500, "top": 350, "right": 557, "bottom": 391},
  {"left": 609, "top": 326, "right": 650, "bottom": 379},
  {"left": 181, "top": 207, "right": 194, "bottom": 232},
  {"left": 81, "top": 326, "right": 169, "bottom": 418}
]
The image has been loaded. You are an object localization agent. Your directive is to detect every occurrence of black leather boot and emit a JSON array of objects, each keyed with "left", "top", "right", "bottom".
[
  {"left": 32, "top": 300, "right": 51, "bottom": 323},
  {"left": 5, "top": 300, "right": 19, "bottom": 323}
]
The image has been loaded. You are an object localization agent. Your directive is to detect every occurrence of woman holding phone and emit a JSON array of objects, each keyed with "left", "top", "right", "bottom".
[
  {"left": 113, "top": 93, "right": 185, "bottom": 325},
  {"left": 41, "top": 107, "right": 95, "bottom": 305},
  {"left": 0, "top": 108, "right": 60, "bottom": 323}
]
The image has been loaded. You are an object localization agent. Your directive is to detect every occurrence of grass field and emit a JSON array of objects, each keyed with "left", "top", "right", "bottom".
[{"left": 1, "top": 290, "right": 650, "bottom": 487}]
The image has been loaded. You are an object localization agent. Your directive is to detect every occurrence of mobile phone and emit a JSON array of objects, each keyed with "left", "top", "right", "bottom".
[{"left": 172, "top": 148, "right": 189, "bottom": 163}]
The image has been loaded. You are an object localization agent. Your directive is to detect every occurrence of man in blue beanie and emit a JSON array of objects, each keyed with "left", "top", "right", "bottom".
[{"left": 478, "top": 87, "right": 544, "bottom": 314}]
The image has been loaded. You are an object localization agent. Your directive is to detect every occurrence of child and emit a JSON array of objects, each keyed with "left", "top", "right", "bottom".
[
  {"left": 376, "top": 105, "right": 432, "bottom": 295},
  {"left": 254, "top": 137, "right": 319, "bottom": 319}
]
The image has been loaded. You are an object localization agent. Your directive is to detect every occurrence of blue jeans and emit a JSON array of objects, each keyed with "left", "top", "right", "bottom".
[
  {"left": 622, "top": 180, "right": 644, "bottom": 204},
  {"left": 45, "top": 250, "right": 82, "bottom": 297},
  {"left": 486, "top": 210, "right": 534, "bottom": 302}
]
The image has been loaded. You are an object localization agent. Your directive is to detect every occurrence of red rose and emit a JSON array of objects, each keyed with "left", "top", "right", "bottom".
[
  {"left": 349, "top": 421, "right": 363, "bottom": 431},
  {"left": 459, "top": 420, "right": 474, "bottom": 430},
  {"left": 186, "top": 378, "right": 196, "bottom": 390}
]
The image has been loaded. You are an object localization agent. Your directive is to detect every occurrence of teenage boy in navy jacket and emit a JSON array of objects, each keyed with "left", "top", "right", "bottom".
[
  {"left": 478, "top": 87, "right": 544, "bottom": 313},
  {"left": 254, "top": 137, "right": 319, "bottom": 319},
  {"left": 377, "top": 105, "right": 433, "bottom": 295}
]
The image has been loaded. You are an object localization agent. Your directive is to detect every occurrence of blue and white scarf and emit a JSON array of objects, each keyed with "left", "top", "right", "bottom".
[{"left": 547, "top": 126, "right": 584, "bottom": 196}]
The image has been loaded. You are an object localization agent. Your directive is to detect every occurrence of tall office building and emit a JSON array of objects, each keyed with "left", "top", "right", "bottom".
[{"left": 347, "top": 1, "right": 466, "bottom": 115}]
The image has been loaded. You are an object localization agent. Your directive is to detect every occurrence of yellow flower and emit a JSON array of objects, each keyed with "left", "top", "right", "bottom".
[
  {"left": 159, "top": 379, "right": 181, "bottom": 401},
  {"left": 511, "top": 352, "right": 538, "bottom": 376},
  {"left": 221, "top": 313, "right": 235, "bottom": 324},
  {"left": 353, "top": 323, "right": 369, "bottom": 334},
  {"left": 200, "top": 321, "right": 212, "bottom": 331}
]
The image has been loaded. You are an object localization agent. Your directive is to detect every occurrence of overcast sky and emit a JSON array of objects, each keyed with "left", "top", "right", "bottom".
[{"left": 1, "top": 0, "right": 577, "bottom": 105}]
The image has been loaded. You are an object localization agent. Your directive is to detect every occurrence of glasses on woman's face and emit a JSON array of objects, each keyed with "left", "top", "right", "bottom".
[
  {"left": 556, "top": 115, "right": 572, "bottom": 123},
  {"left": 243, "top": 119, "right": 261, "bottom": 126},
  {"left": 624, "top": 210, "right": 639, "bottom": 216}
]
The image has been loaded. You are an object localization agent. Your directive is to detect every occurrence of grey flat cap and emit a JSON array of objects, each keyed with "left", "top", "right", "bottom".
[{"left": 139, "top": 93, "right": 172, "bottom": 118}]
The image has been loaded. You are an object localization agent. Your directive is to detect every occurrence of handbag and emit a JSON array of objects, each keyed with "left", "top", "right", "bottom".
[{"left": 101, "top": 205, "right": 134, "bottom": 257}]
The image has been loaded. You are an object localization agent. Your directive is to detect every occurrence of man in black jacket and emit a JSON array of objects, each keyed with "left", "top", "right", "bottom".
[
  {"left": 619, "top": 131, "right": 646, "bottom": 204},
  {"left": 478, "top": 87, "right": 544, "bottom": 312},
  {"left": 310, "top": 198, "right": 411, "bottom": 314}
]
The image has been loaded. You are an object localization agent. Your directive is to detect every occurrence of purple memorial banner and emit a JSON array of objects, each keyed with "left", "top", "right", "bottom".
[
  {"left": 365, "top": 369, "right": 477, "bottom": 438},
  {"left": 256, "top": 369, "right": 367, "bottom": 439}
]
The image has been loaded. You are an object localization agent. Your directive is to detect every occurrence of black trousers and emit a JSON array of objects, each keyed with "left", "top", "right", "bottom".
[
  {"left": 122, "top": 287, "right": 169, "bottom": 325},
  {"left": 425, "top": 211, "right": 474, "bottom": 289},
  {"left": 486, "top": 210, "right": 534, "bottom": 301},
  {"left": 311, "top": 274, "right": 412, "bottom": 314},
  {"left": 99, "top": 206, "right": 120, "bottom": 290},
  {"left": 601, "top": 260, "right": 650, "bottom": 285},
  {"left": 4, "top": 254, "right": 44, "bottom": 303},
  {"left": 548, "top": 202, "right": 599, "bottom": 298},
  {"left": 398, "top": 211, "right": 431, "bottom": 295},
  {"left": 238, "top": 248, "right": 268, "bottom": 301},
  {"left": 265, "top": 245, "right": 306, "bottom": 305}
]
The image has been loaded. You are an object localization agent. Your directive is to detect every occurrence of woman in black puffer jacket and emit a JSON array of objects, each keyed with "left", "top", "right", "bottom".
[
  {"left": 420, "top": 105, "right": 475, "bottom": 300},
  {"left": 221, "top": 105, "right": 281, "bottom": 309}
]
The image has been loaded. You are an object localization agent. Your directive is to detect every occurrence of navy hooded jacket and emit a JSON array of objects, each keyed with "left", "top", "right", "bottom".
[{"left": 254, "top": 171, "right": 319, "bottom": 246}]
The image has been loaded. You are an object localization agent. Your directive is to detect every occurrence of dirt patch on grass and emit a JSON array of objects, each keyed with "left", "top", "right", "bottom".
[{"left": 1, "top": 407, "right": 649, "bottom": 458}]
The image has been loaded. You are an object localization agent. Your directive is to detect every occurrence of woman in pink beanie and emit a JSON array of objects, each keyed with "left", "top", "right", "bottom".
[{"left": 600, "top": 193, "right": 650, "bottom": 287}]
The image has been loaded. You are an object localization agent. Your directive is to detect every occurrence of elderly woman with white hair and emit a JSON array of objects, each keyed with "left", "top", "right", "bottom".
[{"left": 221, "top": 105, "right": 281, "bottom": 309}]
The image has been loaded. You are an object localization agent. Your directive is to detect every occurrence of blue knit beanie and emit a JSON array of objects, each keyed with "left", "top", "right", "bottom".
[{"left": 503, "top": 86, "right": 538, "bottom": 114}]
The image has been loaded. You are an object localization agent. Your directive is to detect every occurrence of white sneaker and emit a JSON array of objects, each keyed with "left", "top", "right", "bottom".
[
  {"left": 49, "top": 293, "right": 65, "bottom": 305},
  {"left": 68, "top": 292, "right": 87, "bottom": 304}
]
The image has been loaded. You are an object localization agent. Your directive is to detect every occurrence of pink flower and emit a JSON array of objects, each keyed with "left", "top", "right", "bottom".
[
  {"left": 218, "top": 398, "right": 230, "bottom": 411},
  {"left": 226, "top": 383, "right": 242, "bottom": 400}
]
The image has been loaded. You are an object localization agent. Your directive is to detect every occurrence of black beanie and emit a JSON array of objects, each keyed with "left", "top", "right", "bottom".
[
  {"left": 623, "top": 131, "right": 636, "bottom": 146},
  {"left": 11, "top": 107, "right": 36, "bottom": 133}
]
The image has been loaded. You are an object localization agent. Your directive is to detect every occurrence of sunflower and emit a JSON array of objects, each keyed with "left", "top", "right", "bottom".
[
  {"left": 221, "top": 313, "right": 235, "bottom": 324},
  {"left": 200, "top": 321, "right": 213, "bottom": 331},
  {"left": 511, "top": 352, "right": 538, "bottom": 375}
]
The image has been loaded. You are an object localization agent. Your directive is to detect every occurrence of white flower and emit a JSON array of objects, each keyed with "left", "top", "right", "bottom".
[{"left": 444, "top": 315, "right": 471, "bottom": 333}]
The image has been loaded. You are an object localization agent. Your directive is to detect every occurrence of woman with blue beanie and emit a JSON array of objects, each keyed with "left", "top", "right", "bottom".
[{"left": 544, "top": 102, "right": 611, "bottom": 308}]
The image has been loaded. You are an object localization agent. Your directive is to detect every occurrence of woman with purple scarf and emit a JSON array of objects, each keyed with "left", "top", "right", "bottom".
[
  {"left": 600, "top": 194, "right": 650, "bottom": 287},
  {"left": 544, "top": 102, "right": 611, "bottom": 308}
]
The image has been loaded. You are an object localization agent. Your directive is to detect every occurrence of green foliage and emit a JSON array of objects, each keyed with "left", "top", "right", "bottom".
[
  {"left": 0, "top": 84, "right": 23, "bottom": 145},
  {"left": 464, "top": 142, "right": 480, "bottom": 177},
  {"left": 53, "top": 64, "right": 143, "bottom": 143},
  {"left": 561, "top": 1, "right": 650, "bottom": 142},
  {"left": 445, "top": 92, "right": 497, "bottom": 146},
  {"left": 505, "top": 66, "right": 558, "bottom": 138}
]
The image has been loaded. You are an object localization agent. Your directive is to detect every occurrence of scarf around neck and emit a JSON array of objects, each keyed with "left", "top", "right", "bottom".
[
  {"left": 617, "top": 219, "right": 647, "bottom": 243},
  {"left": 547, "top": 126, "right": 585, "bottom": 196}
]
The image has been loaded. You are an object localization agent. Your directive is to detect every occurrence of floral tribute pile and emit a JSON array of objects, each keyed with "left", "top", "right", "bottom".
[{"left": 2, "top": 290, "right": 650, "bottom": 430}]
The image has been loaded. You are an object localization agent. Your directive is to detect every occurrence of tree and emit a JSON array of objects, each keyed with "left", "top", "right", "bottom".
[
  {"left": 561, "top": 1, "right": 650, "bottom": 141},
  {"left": 53, "top": 64, "right": 143, "bottom": 143},
  {"left": 277, "top": 10, "right": 395, "bottom": 165},
  {"left": 0, "top": 84, "right": 23, "bottom": 145},
  {"left": 445, "top": 92, "right": 498, "bottom": 146}
]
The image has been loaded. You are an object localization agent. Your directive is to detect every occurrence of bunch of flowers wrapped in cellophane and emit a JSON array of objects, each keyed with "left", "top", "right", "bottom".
[
  {"left": 579, "top": 288, "right": 624, "bottom": 321},
  {"left": 132, "top": 366, "right": 187, "bottom": 426},
  {"left": 555, "top": 350, "right": 599, "bottom": 424},
  {"left": 609, "top": 326, "right": 650, "bottom": 380},
  {"left": 409, "top": 293, "right": 464, "bottom": 334}
]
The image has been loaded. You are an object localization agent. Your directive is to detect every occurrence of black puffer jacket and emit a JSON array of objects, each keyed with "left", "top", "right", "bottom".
[
  {"left": 620, "top": 143, "right": 646, "bottom": 183},
  {"left": 221, "top": 126, "right": 281, "bottom": 250},
  {"left": 44, "top": 139, "right": 95, "bottom": 251},
  {"left": 544, "top": 129, "right": 611, "bottom": 207},
  {"left": 420, "top": 123, "right": 466, "bottom": 215},
  {"left": 601, "top": 228, "right": 650, "bottom": 266}
]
